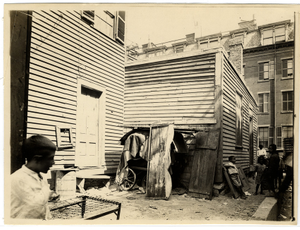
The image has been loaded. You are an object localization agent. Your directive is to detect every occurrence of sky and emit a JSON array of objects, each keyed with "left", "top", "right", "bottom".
[{"left": 124, "top": 4, "right": 297, "bottom": 47}]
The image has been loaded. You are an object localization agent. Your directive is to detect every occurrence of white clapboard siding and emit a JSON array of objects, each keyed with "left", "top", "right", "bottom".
[
  {"left": 124, "top": 53, "right": 216, "bottom": 128},
  {"left": 27, "top": 10, "right": 125, "bottom": 168},
  {"left": 222, "top": 55, "right": 258, "bottom": 168}
]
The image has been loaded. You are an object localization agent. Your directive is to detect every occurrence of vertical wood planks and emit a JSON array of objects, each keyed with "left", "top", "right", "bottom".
[
  {"left": 188, "top": 129, "right": 220, "bottom": 200},
  {"left": 146, "top": 124, "right": 174, "bottom": 199}
]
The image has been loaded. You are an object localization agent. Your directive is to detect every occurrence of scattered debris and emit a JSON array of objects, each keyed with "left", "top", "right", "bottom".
[
  {"left": 172, "top": 187, "right": 187, "bottom": 195},
  {"left": 137, "top": 187, "right": 146, "bottom": 194},
  {"left": 149, "top": 205, "right": 157, "bottom": 210},
  {"left": 280, "top": 214, "right": 287, "bottom": 219},
  {"left": 213, "top": 182, "right": 225, "bottom": 190},
  {"left": 245, "top": 191, "right": 251, "bottom": 196}
]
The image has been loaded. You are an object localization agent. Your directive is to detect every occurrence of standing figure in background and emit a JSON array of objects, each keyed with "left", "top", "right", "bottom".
[
  {"left": 267, "top": 144, "right": 280, "bottom": 196},
  {"left": 224, "top": 156, "right": 247, "bottom": 200},
  {"left": 10, "top": 134, "right": 57, "bottom": 219},
  {"left": 257, "top": 144, "right": 268, "bottom": 158},
  {"left": 254, "top": 156, "right": 267, "bottom": 195}
]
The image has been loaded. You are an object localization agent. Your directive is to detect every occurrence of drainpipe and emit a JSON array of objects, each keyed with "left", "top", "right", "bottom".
[{"left": 269, "top": 60, "right": 275, "bottom": 146}]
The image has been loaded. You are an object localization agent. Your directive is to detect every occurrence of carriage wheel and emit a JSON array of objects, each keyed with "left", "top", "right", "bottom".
[{"left": 120, "top": 167, "right": 136, "bottom": 191}]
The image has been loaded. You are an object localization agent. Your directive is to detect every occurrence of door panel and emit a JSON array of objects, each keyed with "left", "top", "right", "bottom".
[{"left": 76, "top": 86, "right": 101, "bottom": 167}]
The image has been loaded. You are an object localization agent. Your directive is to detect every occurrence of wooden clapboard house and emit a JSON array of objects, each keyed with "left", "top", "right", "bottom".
[
  {"left": 125, "top": 45, "right": 258, "bottom": 191},
  {"left": 10, "top": 9, "right": 126, "bottom": 177}
]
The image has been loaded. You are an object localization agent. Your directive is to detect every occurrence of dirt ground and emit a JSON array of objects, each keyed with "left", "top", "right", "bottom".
[
  {"left": 82, "top": 177, "right": 268, "bottom": 222},
  {"left": 50, "top": 175, "right": 294, "bottom": 224}
]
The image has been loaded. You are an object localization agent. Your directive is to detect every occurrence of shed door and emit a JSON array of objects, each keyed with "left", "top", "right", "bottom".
[{"left": 76, "top": 86, "right": 102, "bottom": 167}]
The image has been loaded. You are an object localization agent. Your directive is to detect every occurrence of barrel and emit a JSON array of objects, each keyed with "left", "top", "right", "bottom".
[{"left": 55, "top": 170, "right": 76, "bottom": 200}]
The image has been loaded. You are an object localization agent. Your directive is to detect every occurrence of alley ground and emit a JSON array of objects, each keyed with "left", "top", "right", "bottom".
[{"left": 76, "top": 177, "right": 293, "bottom": 223}]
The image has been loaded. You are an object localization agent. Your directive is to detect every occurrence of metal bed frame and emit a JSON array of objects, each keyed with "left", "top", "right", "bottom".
[{"left": 49, "top": 195, "right": 121, "bottom": 220}]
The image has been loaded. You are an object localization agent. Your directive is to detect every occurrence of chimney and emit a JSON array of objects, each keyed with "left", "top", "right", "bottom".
[
  {"left": 186, "top": 33, "right": 195, "bottom": 44},
  {"left": 238, "top": 19, "right": 257, "bottom": 30},
  {"left": 228, "top": 36, "right": 244, "bottom": 75}
]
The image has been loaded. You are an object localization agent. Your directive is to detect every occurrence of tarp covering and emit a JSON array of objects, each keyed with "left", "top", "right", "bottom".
[{"left": 115, "top": 128, "right": 188, "bottom": 185}]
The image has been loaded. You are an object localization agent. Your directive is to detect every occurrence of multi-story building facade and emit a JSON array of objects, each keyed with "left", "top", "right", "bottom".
[{"left": 243, "top": 20, "right": 294, "bottom": 152}]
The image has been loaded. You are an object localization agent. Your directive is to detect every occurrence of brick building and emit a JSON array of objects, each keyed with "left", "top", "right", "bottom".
[{"left": 242, "top": 20, "right": 294, "bottom": 153}]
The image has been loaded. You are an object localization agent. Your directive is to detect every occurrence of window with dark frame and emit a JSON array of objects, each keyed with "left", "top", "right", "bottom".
[
  {"left": 282, "top": 126, "right": 293, "bottom": 140},
  {"left": 277, "top": 126, "right": 293, "bottom": 149},
  {"left": 235, "top": 93, "right": 243, "bottom": 146},
  {"left": 282, "top": 91, "right": 293, "bottom": 112},
  {"left": 275, "top": 27, "right": 286, "bottom": 43},
  {"left": 282, "top": 59, "right": 293, "bottom": 78},
  {"left": 116, "top": 11, "right": 125, "bottom": 44},
  {"left": 262, "top": 26, "right": 286, "bottom": 45},
  {"left": 263, "top": 29, "right": 273, "bottom": 45},
  {"left": 259, "top": 127, "right": 269, "bottom": 148},
  {"left": 175, "top": 45, "right": 184, "bottom": 53},
  {"left": 81, "top": 10, "right": 95, "bottom": 26},
  {"left": 258, "top": 93, "right": 269, "bottom": 113},
  {"left": 258, "top": 62, "right": 269, "bottom": 80}
]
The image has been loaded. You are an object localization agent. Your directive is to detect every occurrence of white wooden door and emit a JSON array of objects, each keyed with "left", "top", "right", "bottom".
[{"left": 76, "top": 86, "right": 101, "bottom": 167}]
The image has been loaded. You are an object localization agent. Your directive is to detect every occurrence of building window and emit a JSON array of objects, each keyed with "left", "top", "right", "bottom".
[
  {"left": 236, "top": 93, "right": 243, "bottom": 146},
  {"left": 258, "top": 93, "right": 269, "bottom": 113},
  {"left": 175, "top": 45, "right": 184, "bottom": 53},
  {"left": 282, "top": 91, "right": 293, "bottom": 112},
  {"left": 81, "top": 10, "right": 95, "bottom": 26},
  {"left": 258, "top": 62, "right": 269, "bottom": 80},
  {"left": 277, "top": 127, "right": 282, "bottom": 148},
  {"left": 259, "top": 127, "right": 269, "bottom": 148},
  {"left": 277, "top": 126, "right": 293, "bottom": 149},
  {"left": 262, "top": 26, "right": 286, "bottom": 45},
  {"left": 263, "top": 29, "right": 273, "bottom": 45},
  {"left": 282, "top": 59, "right": 293, "bottom": 78},
  {"left": 199, "top": 40, "right": 208, "bottom": 49},
  {"left": 275, "top": 27, "right": 286, "bottom": 43},
  {"left": 116, "top": 11, "right": 126, "bottom": 44}
]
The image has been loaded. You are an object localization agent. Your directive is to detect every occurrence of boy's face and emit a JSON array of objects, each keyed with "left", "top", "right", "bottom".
[
  {"left": 230, "top": 157, "right": 236, "bottom": 164},
  {"left": 37, "top": 151, "right": 55, "bottom": 173}
]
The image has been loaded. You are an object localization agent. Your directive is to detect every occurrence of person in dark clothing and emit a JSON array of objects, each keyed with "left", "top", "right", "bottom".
[
  {"left": 224, "top": 156, "right": 247, "bottom": 200},
  {"left": 276, "top": 147, "right": 293, "bottom": 219},
  {"left": 267, "top": 144, "right": 280, "bottom": 196},
  {"left": 254, "top": 156, "right": 267, "bottom": 195}
]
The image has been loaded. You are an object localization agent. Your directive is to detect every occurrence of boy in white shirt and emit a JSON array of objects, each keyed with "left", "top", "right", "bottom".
[
  {"left": 10, "top": 134, "right": 56, "bottom": 219},
  {"left": 257, "top": 144, "right": 268, "bottom": 158}
]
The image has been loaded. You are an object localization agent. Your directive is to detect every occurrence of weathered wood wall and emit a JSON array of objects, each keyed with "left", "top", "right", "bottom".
[
  {"left": 222, "top": 54, "right": 258, "bottom": 168},
  {"left": 26, "top": 10, "right": 125, "bottom": 171},
  {"left": 125, "top": 52, "right": 217, "bottom": 128},
  {"left": 10, "top": 11, "right": 32, "bottom": 173}
]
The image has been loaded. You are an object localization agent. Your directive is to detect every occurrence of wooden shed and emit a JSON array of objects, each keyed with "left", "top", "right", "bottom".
[
  {"left": 124, "top": 47, "right": 258, "bottom": 188},
  {"left": 10, "top": 9, "right": 126, "bottom": 176}
]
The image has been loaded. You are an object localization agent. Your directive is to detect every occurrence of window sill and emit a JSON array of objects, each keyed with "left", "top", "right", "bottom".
[
  {"left": 281, "top": 111, "right": 293, "bottom": 114},
  {"left": 257, "top": 80, "right": 269, "bottom": 83},
  {"left": 281, "top": 77, "right": 293, "bottom": 80}
]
